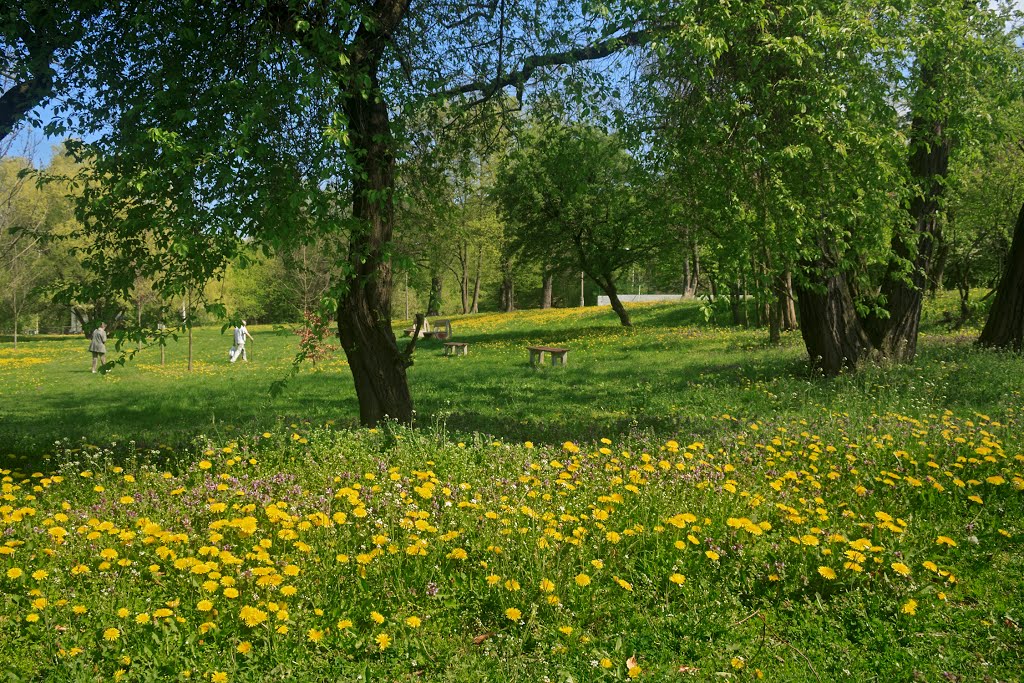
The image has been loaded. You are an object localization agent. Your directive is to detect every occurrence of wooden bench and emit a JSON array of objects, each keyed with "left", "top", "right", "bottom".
[
  {"left": 528, "top": 345, "right": 569, "bottom": 367},
  {"left": 443, "top": 342, "right": 469, "bottom": 357}
]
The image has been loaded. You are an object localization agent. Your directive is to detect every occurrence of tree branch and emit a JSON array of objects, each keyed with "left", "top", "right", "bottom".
[
  {"left": 401, "top": 312, "right": 425, "bottom": 365},
  {"left": 439, "top": 27, "right": 655, "bottom": 100},
  {"left": 0, "top": 65, "right": 54, "bottom": 141}
]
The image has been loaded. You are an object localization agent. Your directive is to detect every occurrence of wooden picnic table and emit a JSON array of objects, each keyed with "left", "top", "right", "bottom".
[{"left": 528, "top": 345, "right": 569, "bottom": 367}]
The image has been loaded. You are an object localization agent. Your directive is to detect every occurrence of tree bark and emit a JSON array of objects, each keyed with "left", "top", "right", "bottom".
[
  {"left": 729, "top": 284, "right": 746, "bottom": 326},
  {"left": 337, "top": 70, "right": 414, "bottom": 426},
  {"left": 768, "top": 273, "right": 783, "bottom": 346},
  {"left": 781, "top": 270, "right": 798, "bottom": 330},
  {"left": 459, "top": 241, "right": 470, "bottom": 314},
  {"left": 978, "top": 200, "right": 1024, "bottom": 351},
  {"left": 591, "top": 272, "right": 631, "bottom": 327},
  {"left": 795, "top": 270, "right": 873, "bottom": 376},
  {"left": 499, "top": 273, "right": 514, "bottom": 312},
  {"left": 426, "top": 272, "right": 443, "bottom": 317},
  {"left": 541, "top": 267, "right": 554, "bottom": 309},
  {"left": 470, "top": 248, "right": 482, "bottom": 314},
  {"left": 868, "top": 66, "right": 950, "bottom": 361},
  {"left": 682, "top": 242, "right": 699, "bottom": 297},
  {"left": 0, "top": 53, "right": 55, "bottom": 141}
]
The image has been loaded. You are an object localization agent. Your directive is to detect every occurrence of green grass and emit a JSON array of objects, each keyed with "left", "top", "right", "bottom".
[
  {"left": 0, "top": 298, "right": 1022, "bottom": 681},
  {"left": 1, "top": 297, "right": 1019, "bottom": 457}
]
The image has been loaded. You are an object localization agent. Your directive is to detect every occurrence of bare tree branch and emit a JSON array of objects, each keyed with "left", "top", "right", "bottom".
[{"left": 439, "top": 27, "right": 655, "bottom": 100}]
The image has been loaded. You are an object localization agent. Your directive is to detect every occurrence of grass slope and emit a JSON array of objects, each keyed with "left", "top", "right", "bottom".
[
  {"left": 1, "top": 299, "right": 1020, "bottom": 457},
  {"left": 0, "top": 300, "right": 1022, "bottom": 681}
]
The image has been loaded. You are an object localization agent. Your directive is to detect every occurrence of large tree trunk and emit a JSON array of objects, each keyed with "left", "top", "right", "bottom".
[
  {"left": 541, "top": 267, "right": 554, "bottom": 309},
  {"left": 337, "top": 72, "right": 413, "bottom": 426},
  {"left": 682, "top": 242, "right": 699, "bottom": 297},
  {"left": 795, "top": 270, "right": 873, "bottom": 376},
  {"left": 459, "top": 241, "right": 470, "bottom": 314},
  {"left": 426, "top": 272, "right": 443, "bottom": 317},
  {"left": 499, "top": 274, "right": 514, "bottom": 312},
  {"left": 592, "top": 272, "right": 631, "bottom": 327},
  {"left": 869, "top": 66, "right": 950, "bottom": 361},
  {"left": 978, "top": 200, "right": 1024, "bottom": 351},
  {"left": 781, "top": 270, "right": 798, "bottom": 331},
  {"left": 470, "top": 248, "right": 482, "bottom": 314},
  {"left": 729, "top": 284, "right": 746, "bottom": 326},
  {"left": 0, "top": 52, "right": 55, "bottom": 141}
]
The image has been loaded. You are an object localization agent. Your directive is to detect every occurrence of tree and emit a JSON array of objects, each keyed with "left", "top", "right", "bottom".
[
  {"left": 15, "top": 1, "right": 657, "bottom": 425},
  {"left": 496, "top": 123, "right": 670, "bottom": 327},
  {"left": 637, "top": 0, "right": 1021, "bottom": 372},
  {"left": 978, "top": 200, "right": 1024, "bottom": 350}
]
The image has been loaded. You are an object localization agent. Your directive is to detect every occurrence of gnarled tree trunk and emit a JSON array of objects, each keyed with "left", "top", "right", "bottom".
[
  {"left": 780, "top": 270, "right": 797, "bottom": 330},
  {"left": 795, "top": 269, "right": 873, "bottom": 376},
  {"left": 337, "top": 71, "right": 413, "bottom": 426},
  {"left": 541, "top": 267, "right": 554, "bottom": 309},
  {"left": 590, "top": 271, "right": 631, "bottom": 327},
  {"left": 978, "top": 200, "right": 1024, "bottom": 351},
  {"left": 426, "top": 272, "right": 443, "bottom": 317},
  {"left": 470, "top": 248, "right": 482, "bottom": 313},
  {"left": 869, "top": 66, "right": 950, "bottom": 361}
]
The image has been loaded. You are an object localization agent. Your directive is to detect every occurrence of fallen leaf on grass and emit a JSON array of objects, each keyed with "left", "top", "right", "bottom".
[{"left": 472, "top": 632, "right": 495, "bottom": 645}]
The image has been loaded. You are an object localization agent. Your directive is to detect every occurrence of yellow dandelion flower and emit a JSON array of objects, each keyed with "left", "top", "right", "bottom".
[
  {"left": 818, "top": 566, "right": 837, "bottom": 580},
  {"left": 902, "top": 599, "right": 918, "bottom": 615},
  {"left": 575, "top": 573, "right": 591, "bottom": 587},
  {"left": 370, "top": 611, "right": 385, "bottom": 625},
  {"left": 669, "top": 573, "right": 686, "bottom": 585},
  {"left": 890, "top": 562, "right": 911, "bottom": 577},
  {"left": 307, "top": 628, "right": 324, "bottom": 643},
  {"left": 375, "top": 632, "right": 391, "bottom": 651},
  {"left": 405, "top": 615, "right": 422, "bottom": 628},
  {"left": 211, "top": 673, "right": 227, "bottom": 683},
  {"left": 103, "top": 627, "right": 120, "bottom": 641},
  {"left": 236, "top": 642, "right": 251, "bottom": 654},
  {"left": 505, "top": 607, "right": 522, "bottom": 621}
]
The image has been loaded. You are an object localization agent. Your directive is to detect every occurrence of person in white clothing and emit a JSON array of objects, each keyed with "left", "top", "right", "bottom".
[{"left": 230, "top": 320, "right": 253, "bottom": 362}]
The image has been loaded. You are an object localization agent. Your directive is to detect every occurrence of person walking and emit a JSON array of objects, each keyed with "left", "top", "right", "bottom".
[
  {"left": 230, "top": 320, "right": 253, "bottom": 363},
  {"left": 89, "top": 322, "right": 107, "bottom": 373}
]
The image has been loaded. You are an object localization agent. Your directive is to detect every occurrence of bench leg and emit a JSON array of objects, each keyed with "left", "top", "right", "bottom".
[{"left": 557, "top": 352, "right": 567, "bottom": 366}]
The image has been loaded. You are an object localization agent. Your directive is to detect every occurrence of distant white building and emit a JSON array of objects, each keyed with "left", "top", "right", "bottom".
[{"left": 596, "top": 293, "right": 693, "bottom": 306}]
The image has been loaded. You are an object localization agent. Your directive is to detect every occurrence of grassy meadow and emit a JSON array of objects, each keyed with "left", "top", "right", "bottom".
[{"left": 1, "top": 299, "right": 1023, "bottom": 681}]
